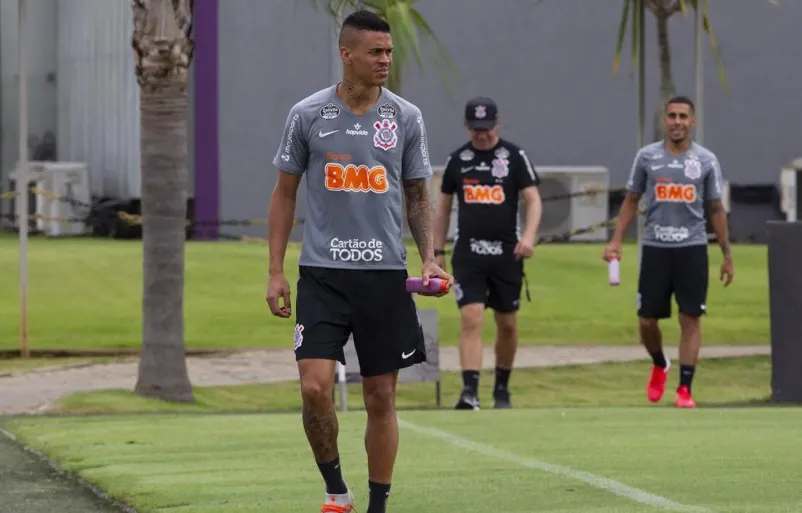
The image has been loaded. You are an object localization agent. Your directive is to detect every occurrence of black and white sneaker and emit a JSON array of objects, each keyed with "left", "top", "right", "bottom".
[
  {"left": 493, "top": 388, "right": 512, "bottom": 409},
  {"left": 454, "top": 389, "right": 480, "bottom": 410}
]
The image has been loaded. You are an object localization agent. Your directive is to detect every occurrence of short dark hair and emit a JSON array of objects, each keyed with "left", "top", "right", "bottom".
[
  {"left": 339, "top": 10, "right": 390, "bottom": 45},
  {"left": 665, "top": 95, "right": 695, "bottom": 113}
]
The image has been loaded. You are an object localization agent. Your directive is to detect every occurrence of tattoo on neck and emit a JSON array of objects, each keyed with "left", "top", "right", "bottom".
[{"left": 341, "top": 78, "right": 367, "bottom": 102}]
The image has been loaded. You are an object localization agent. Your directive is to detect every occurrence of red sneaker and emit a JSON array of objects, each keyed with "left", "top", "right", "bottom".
[
  {"left": 647, "top": 360, "right": 670, "bottom": 402},
  {"left": 675, "top": 385, "right": 697, "bottom": 408}
]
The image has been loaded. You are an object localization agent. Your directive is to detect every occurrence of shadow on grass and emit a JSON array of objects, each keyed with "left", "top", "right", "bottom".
[
  {"left": 4, "top": 396, "right": 801, "bottom": 423},
  {"left": 702, "top": 396, "right": 802, "bottom": 408},
  {"left": 0, "top": 433, "right": 133, "bottom": 513}
]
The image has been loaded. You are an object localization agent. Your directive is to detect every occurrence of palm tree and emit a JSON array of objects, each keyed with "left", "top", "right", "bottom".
[
  {"left": 310, "top": 0, "right": 456, "bottom": 94},
  {"left": 613, "top": 0, "right": 778, "bottom": 141},
  {"left": 132, "top": 0, "right": 195, "bottom": 403}
]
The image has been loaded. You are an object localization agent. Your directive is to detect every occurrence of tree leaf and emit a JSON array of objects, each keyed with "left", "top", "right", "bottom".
[
  {"left": 613, "top": 0, "right": 632, "bottom": 75},
  {"left": 699, "top": 0, "right": 729, "bottom": 94},
  {"left": 308, "top": 0, "right": 457, "bottom": 95},
  {"left": 614, "top": 0, "right": 778, "bottom": 95}
]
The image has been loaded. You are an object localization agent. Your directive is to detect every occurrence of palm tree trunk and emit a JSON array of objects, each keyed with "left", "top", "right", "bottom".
[
  {"left": 132, "top": 0, "right": 194, "bottom": 402},
  {"left": 653, "top": 11, "right": 677, "bottom": 142},
  {"left": 134, "top": 82, "right": 193, "bottom": 402}
]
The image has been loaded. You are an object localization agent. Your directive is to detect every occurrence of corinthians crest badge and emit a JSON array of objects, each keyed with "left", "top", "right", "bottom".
[{"left": 373, "top": 119, "right": 398, "bottom": 151}]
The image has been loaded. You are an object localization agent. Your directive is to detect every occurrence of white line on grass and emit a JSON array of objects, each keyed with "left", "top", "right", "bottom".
[{"left": 398, "top": 419, "right": 710, "bottom": 512}]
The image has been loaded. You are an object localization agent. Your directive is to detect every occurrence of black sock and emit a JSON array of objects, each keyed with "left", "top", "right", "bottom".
[
  {"left": 462, "top": 370, "right": 480, "bottom": 394},
  {"left": 317, "top": 456, "right": 348, "bottom": 495},
  {"left": 679, "top": 364, "right": 695, "bottom": 392},
  {"left": 367, "top": 481, "right": 391, "bottom": 513},
  {"left": 494, "top": 366, "right": 511, "bottom": 391},
  {"left": 649, "top": 350, "right": 667, "bottom": 369}
]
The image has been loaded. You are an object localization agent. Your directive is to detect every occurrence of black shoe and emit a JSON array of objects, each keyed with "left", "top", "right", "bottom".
[
  {"left": 493, "top": 388, "right": 512, "bottom": 409},
  {"left": 454, "top": 389, "right": 480, "bottom": 410}
]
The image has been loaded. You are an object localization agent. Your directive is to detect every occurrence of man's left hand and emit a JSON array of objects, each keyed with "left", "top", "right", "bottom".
[
  {"left": 514, "top": 237, "right": 535, "bottom": 260},
  {"left": 422, "top": 259, "right": 453, "bottom": 297}
]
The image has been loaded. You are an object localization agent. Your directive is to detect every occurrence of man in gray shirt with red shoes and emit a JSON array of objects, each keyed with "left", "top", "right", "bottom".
[{"left": 604, "top": 95, "right": 734, "bottom": 409}]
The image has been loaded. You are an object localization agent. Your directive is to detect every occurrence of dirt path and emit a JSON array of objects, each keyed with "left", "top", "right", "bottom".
[{"left": 0, "top": 344, "right": 769, "bottom": 415}]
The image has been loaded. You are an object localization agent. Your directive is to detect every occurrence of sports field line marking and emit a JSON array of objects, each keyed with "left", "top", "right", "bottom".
[{"left": 398, "top": 419, "right": 710, "bottom": 512}]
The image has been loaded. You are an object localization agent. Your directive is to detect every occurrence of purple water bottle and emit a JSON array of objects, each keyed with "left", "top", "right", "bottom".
[{"left": 405, "top": 277, "right": 450, "bottom": 295}]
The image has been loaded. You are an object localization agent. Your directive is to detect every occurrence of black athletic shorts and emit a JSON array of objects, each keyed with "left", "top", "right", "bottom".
[
  {"left": 637, "top": 244, "right": 709, "bottom": 319},
  {"left": 451, "top": 257, "right": 524, "bottom": 313},
  {"left": 294, "top": 265, "right": 426, "bottom": 377}
]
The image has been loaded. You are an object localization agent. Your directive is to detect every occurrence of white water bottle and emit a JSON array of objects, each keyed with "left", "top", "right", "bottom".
[{"left": 608, "top": 258, "right": 620, "bottom": 286}]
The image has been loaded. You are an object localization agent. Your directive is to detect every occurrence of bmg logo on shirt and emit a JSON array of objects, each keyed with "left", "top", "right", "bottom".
[
  {"left": 463, "top": 184, "right": 505, "bottom": 204},
  {"left": 654, "top": 183, "right": 696, "bottom": 203},
  {"left": 325, "top": 163, "right": 388, "bottom": 193},
  {"left": 329, "top": 237, "right": 384, "bottom": 262}
]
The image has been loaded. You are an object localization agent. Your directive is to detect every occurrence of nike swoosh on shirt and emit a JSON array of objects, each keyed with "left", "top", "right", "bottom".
[{"left": 318, "top": 130, "right": 338, "bottom": 138}]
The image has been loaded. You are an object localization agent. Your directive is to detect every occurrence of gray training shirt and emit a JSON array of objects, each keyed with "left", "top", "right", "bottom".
[
  {"left": 626, "top": 141, "right": 724, "bottom": 248},
  {"left": 272, "top": 85, "right": 432, "bottom": 270}
]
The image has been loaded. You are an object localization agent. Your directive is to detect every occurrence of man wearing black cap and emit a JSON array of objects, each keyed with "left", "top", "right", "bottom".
[{"left": 433, "top": 96, "right": 543, "bottom": 409}]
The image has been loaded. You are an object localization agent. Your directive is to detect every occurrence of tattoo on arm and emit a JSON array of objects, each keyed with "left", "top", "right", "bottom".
[{"left": 403, "top": 178, "right": 434, "bottom": 264}]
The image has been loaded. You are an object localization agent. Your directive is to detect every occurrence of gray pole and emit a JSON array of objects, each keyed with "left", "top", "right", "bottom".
[
  {"left": 16, "top": 0, "right": 29, "bottom": 358},
  {"left": 636, "top": 0, "right": 646, "bottom": 270},
  {"left": 694, "top": 6, "right": 704, "bottom": 144}
]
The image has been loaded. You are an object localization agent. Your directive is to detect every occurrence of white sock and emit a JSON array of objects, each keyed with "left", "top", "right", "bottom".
[{"left": 325, "top": 491, "right": 353, "bottom": 506}]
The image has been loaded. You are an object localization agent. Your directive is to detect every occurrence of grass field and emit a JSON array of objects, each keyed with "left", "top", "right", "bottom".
[
  {"left": 3, "top": 371, "right": 800, "bottom": 513},
  {"left": 50, "top": 356, "right": 773, "bottom": 414},
  {"left": 1, "top": 356, "right": 793, "bottom": 513},
  {"left": 0, "top": 236, "right": 770, "bottom": 351}
]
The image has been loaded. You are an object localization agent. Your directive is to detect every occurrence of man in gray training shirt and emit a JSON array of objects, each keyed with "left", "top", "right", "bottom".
[
  {"left": 604, "top": 95, "right": 734, "bottom": 410},
  {"left": 265, "top": 10, "right": 452, "bottom": 513}
]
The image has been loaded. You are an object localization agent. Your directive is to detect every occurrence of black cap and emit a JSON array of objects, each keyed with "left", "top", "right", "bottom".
[{"left": 464, "top": 96, "right": 498, "bottom": 130}]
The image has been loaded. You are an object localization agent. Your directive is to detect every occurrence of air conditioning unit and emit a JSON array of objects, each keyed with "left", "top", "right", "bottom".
[
  {"left": 430, "top": 165, "right": 611, "bottom": 242},
  {"left": 532, "top": 166, "right": 610, "bottom": 242},
  {"left": 779, "top": 161, "right": 800, "bottom": 222},
  {"left": 9, "top": 161, "right": 91, "bottom": 236}
]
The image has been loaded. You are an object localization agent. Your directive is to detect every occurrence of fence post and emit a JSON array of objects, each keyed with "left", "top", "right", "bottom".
[
  {"left": 336, "top": 362, "right": 348, "bottom": 412},
  {"left": 767, "top": 221, "right": 802, "bottom": 403}
]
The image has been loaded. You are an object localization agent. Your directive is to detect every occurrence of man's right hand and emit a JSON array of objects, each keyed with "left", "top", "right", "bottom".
[
  {"left": 602, "top": 241, "right": 622, "bottom": 262},
  {"left": 266, "top": 273, "right": 292, "bottom": 318}
]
